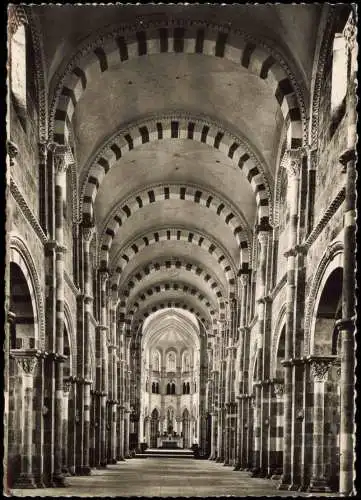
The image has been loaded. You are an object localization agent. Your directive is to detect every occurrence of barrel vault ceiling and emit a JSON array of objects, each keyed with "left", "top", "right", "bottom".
[{"left": 36, "top": 4, "right": 322, "bottom": 332}]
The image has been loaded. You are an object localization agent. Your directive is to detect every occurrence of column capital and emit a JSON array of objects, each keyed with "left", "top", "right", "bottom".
[
  {"left": 38, "top": 141, "right": 49, "bottom": 163},
  {"left": 49, "top": 143, "right": 73, "bottom": 174},
  {"left": 238, "top": 272, "right": 249, "bottom": 288},
  {"left": 11, "top": 349, "right": 42, "bottom": 375},
  {"left": 308, "top": 356, "right": 336, "bottom": 382},
  {"left": 343, "top": 10, "right": 357, "bottom": 52},
  {"left": 99, "top": 269, "right": 109, "bottom": 285},
  {"left": 82, "top": 224, "right": 95, "bottom": 242},
  {"left": 257, "top": 230, "right": 269, "bottom": 247},
  {"left": 7, "top": 140, "right": 19, "bottom": 166},
  {"left": 281, "top": 148, "right": 304, "bottom": 179},
  {"left": 8, "top": 5, "right": 28, "bottom": 37}
]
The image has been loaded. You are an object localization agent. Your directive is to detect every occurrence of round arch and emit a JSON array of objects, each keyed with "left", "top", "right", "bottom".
[
  {"left": 109, "top": 226, "right": 238, "bottom": 296},
  {"left": 305, "top": 240, "right": 343, "bottom": 355},
  {"left": 51, "top": 22, "right": 304, "bottom": 150},
  {"left": 81, "top": 115, "right": 272, "bottom": 228},
  {"left": 100, "top": 182, "right": 252, "bottom": 262},
  {"left": 9, "top": 235, "right": 45, "bottom": 349},
  {"left": 118, "top": 256, "right": 227, "bottom": 307},
  {"left": 122, "top": 279, "right": 219, "bottom": 320}
]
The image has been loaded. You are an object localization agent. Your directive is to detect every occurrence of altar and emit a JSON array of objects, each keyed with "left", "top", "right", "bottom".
[{"left": 157, "top": 435, "right": 184, "bottom": 449}]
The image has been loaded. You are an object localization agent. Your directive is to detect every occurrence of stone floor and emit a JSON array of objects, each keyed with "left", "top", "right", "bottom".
[{"left": 10, "top": 458, "right": 337, "bottom": 497}]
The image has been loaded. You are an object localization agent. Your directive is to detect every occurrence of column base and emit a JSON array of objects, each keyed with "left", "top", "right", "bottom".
[
  {"left": 99, "top": 461, "right": 108, "bottom": 467},
  {"left": 124, "top": 454, "right": 131, "bottom": 459},
  {"left": 288, "top": 483, "right": 301, "bottom": 491},
  {"left": 215, "top": 457, "right": 224, "bottom": 463},
  {"left": 277, "top": 477, "right": 291, "bottom": 490},
  {"left": 270, "top": 473, "right": 282, "bottom": 480},
  {"left": 69, "top": 466, "right": 76, "bottom": 476},
  {"left": 233, "top": 463, "right": 241, "bottom": 471},
  {"left": 62, "top": 467, "right": 72, "bottom": 477},
  {"left": 79, "top": 466, "right": 92, "bottom": 476},
  {"left": 117, "top": 456, "right": 125, "bottom": 462},
  {"left": 13, "top": 473, "right": 37, "bottom": 489},
  {"left": 249, "top": 468, "right": 262, "bottom": 477},
  {"left": 33, "top": 474, "right": 46, "bottom": 488},
  {"left": 307, "top": 478, "right": 331, "bottom": 493},
  {"left": 52, "top": 473, "right": 66, "bottom": 487},
  {"left": 108, "top": 458, "right": 117, "bottom": 464}
]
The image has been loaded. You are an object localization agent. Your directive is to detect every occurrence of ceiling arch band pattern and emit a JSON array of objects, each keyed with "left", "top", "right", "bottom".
[
  {"left": 123, "top": 281, "right": 218, "bottom": 325},
  {"left": 52, "top": 24, "right": 304, "bottom": 149},
  {"left": 109, "top": 227, "right": 238, "bottom": 296},
  {"left": 117, "top": 257, "right": 227, "bottom": 307},
  {"left": 100, "top": 183, "right": 251, "bottom": 267},
  {"left": 125, "top": 300, "right": 213, "bottom": 333},
  {"left": 81, "top": 116, "right": 271, "bottom": 228}
]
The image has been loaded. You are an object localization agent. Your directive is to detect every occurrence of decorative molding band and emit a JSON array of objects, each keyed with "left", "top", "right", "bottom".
[
  {"left": 10, "top": 178, "right": 47, "bottom": 244},
  {"left": 270, "top": 273, "right": 287, "bottom": 300},
  {"left": 304, "top": 186, "right": 345, "bottom": 251},
  {"left": 49, "top": 19, "right": 306, "bottom": 146},
  {"left": 64, "top": 270, "right": 80, "bottom": 297}
]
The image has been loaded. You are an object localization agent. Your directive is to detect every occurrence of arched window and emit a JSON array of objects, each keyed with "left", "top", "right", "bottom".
[
  {"left": 152, "top": 351, "right": 160, "bottom": 371},
  {"left": 171, "top": 383, "right": 176, "bottom": 395},
  {"left": 187, "top": 382, "right": 190, "bottom": 394},
  {"left": 167, "top": 351, "right": 176, "bottom": 371},
  {"left": 156, "top": 382, "right": 160, "bottom": 394},
  {"left": 182, "top": 352, "right": 190, "bottom": 372},
  {"left": 152, "top": 382, "right": 156, "bottom": 394},
  {"left": 166, "top": 383, "right": 171, "bottom": 395},
  {"left": 183, "top": 382, "right": 186, "bottom": 394}
]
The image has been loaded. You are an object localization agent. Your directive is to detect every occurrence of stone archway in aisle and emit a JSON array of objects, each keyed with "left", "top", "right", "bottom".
[{"left": 150, "top": 408, "right": 160, "bottom": 448}]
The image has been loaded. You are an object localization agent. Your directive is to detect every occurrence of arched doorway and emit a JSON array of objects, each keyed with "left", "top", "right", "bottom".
[
  {"left": 309, "top": 267, "right": 343, "bottom": 492},
  {"left": 8, "top": 261, "right": 38, "bottom": 487},
  {"left": 150, "top": 409, "right": 159, "bottom": 448},
  {"left": 182, "top": 409, "right": 190, "bottom": 448}
]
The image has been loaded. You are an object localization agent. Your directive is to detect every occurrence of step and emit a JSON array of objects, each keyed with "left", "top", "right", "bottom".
[{"left": 136, "top": 448, "right": 194, "bottom": 459}]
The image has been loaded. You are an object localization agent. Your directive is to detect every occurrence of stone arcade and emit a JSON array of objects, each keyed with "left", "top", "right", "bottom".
[{"left": 5, "top": 4, "right": 357, "bottom": 497}]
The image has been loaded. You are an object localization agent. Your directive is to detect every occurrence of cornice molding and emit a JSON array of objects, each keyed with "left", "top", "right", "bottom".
[
  {"left": 48, "top": 19, "right": 307, "bottom": 145},
  {"left": 10, "top": 178, "right": 47, "bottom": 244}
]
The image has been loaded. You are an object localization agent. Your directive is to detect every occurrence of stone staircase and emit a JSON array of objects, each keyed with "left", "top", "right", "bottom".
[{"left": 137, "top": 448, "right": 194, "bottom": 459}]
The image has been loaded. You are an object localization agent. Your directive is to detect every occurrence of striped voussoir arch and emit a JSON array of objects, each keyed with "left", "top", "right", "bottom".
[
  {"left": 54, "top": 24, "right": 303, "bottom": 149},
  {"left": 119, "top": 280, "right": 219, "bottom": 326},
  {"left": 82, "top": 116, "right": 270, "bottom": 228},
  {"left": 101, "top": 183, "right": 250, "bottom": 267},
  {"left": 109, "top": 227, "right": 237, "bottom": 295},
  {"left": 126, "top": 299, "right": 212, "bottom": 332},
  {"left": 117, "top": 257, "right": 227, "bottom": 310}
]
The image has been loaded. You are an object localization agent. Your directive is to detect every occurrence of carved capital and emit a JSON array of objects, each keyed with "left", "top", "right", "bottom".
[
  {"left": 82, "top": 225, "right": 95, "bottom": 242},
  {"left": 99, "top": 270, "right": 109, "bottom": 286},
  {"left": 15, "top": 356, "right": 38, "bottom": 375},
  {"left": 343, "top": 11, "right": 357, "bottom": 52},
  {"left": 7, "top": 140, "right": 19, "bottom": 166},
  {"left": 310, "top": 360, "right": 330, "bottom": 382},
  {"left": 38, "top": 142, "right": 48, "bottom": 163},
  {"left": 63, "top": 380, "right": 72, "bottom": 393},
  {"left": 273, "top": 383, "right": 284, "bottom": 397},
  {"left": 50, "top": 144, "right": 73, "bottom": 174},
  {"left": 239, "top": 273, "right": 249, "bottom": 288},
  {"left": 281, "top": 149, "right": 303, "bottom": 179},
  {"left": 8, "top": 5, "right": 28, "bottom": 37},
  {"left": 257, "top": 230, "right": 269, "bottom": 248}
]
